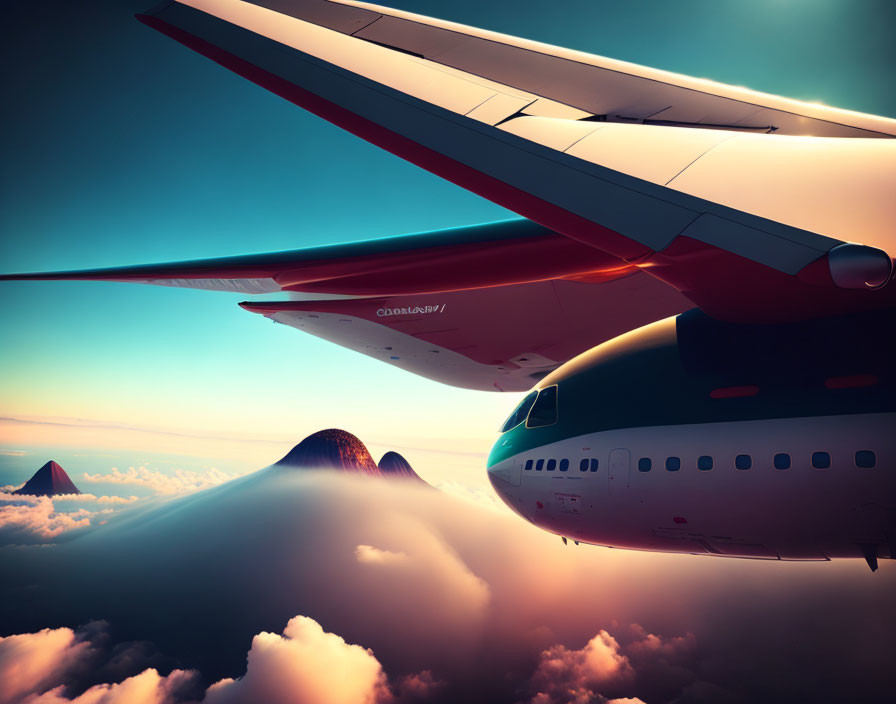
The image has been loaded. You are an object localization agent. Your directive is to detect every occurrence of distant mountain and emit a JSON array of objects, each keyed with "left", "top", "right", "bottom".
[
  {"left": 378, "top": 451, "right": 424, "bottom": 482},
  {"left": 275, "top": 429, "right": 382, "bottom": 475},
  {"left": 13, "top": 460, "right": 81, "bottom": 496}
]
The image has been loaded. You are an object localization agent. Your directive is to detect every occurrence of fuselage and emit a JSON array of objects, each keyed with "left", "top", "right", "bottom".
[{"left": 487, "top": 310, "right": 896, "bottom": 563}]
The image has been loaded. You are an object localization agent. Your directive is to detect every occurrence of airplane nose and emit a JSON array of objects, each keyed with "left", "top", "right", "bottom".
[
  {"left": 486, "top": 458, "right": 513, "bottom": 486},
  {"left": 487, "top": 459, "right": 520, "bottom": 509}
]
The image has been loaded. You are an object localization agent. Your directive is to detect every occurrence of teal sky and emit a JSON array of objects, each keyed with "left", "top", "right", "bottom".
[{"left": 2, "top": 0, "right": 894, "bottom": 473}]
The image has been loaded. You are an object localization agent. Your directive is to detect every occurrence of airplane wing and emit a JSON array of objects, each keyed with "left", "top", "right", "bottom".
[
  {"left": 1, "top": 219, "right": 690, "bottom": 391},
  {"left": 129, "top": 0, "right": 894, "bottom": 323}
]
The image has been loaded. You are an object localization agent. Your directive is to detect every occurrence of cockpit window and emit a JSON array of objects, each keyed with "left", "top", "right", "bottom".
[
  {"left": 500, "top": 391, "right": 538, "bottom": 433},
  {"left": 526, "top": 385, "right": 558, "bottom": 428}
]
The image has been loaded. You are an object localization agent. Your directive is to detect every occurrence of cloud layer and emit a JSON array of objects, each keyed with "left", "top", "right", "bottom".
[
  {"left": 1, "top": 469, "right": 893, "bottom": 703},
  {"left": 0, "top": 623, "right": 196, "bottom": 704},
  {"left": 80, "top": 467, "right": 241, "bottom": 495},
  {"left": 1, "top": 616, "right": 441, "bottom": 704},
  {"left": 0, "top": 493, "right": 95, "bottom": 545},
  {"left": 0, "top": 626, "right": 92, "bottom": 704}
]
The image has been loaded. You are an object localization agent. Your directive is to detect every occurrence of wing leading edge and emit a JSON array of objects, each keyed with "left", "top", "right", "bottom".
[
  {"left": 2, "top": 219, "right": 691, "bottom": 391},
  {"left": 0, "top": 220, "right": 630, "bottom": 295}
]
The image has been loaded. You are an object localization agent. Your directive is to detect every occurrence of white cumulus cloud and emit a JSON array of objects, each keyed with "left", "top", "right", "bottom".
[
  {"left": 0, "top": 627, "right": 92, "bottom": 704},
  {"left": 527, "top": 631, "right": 635, "bottom": 704},
  {"left": 355, "top": 544, "right": 409, "bottom": 565},
  {"left": 52, "top": 494, "right": 139, "bottom": 505},
  {"left": 0, "top": 493, "right": 93, "bottom": 544},
  {"left": 80, "top": 467, "right": 242, "bottom": 495},
  {"left": 203, "top": 615, "right": 391, "bottom": 704},
  {"left": 0, "top": 624, "right": 196, "bottom": 704},
  {"left": 21, "top": 668, "right": 196, "bottom": 704}
]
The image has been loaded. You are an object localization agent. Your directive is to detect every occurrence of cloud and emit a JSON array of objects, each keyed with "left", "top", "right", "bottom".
[
  {"left": 0, "top": 623, "right": 197, "bottom": 704},
  {"left": 0, "top": 617, "right": 441, "bottom": 704},
  {"left": 0, "top": 415, "right": 284, "bottom": 447},
  {"left": 0, "top": 492, "right": 136, "bottom": 545},
  {"left": 80, "top": 467, "right": 240, "bottom": 495},
  {"left": 0, "top": 450, "right": 28, "bottom": 456},
  {"left": 346, "top": 514, "right": 492, "bottom": 663},
  {"left": 526, "top": 631, "right": 635, "bottom": 704},
  {"left": 431, "top": 480, "right": 505, "bottom": 511},
  {"left": 52, "top": 495, "right": 139, "bottom": 505},
  {"left": 626, "top": 624, "right": 696, "bottom": 661},
  {"left": 0, "top": 627, "right": 92, "bottom": 704},
  {"left": 21, "top": 669, "right": 196, "bottom": 704},
  {"left": 0, "top": 492, "right": 93, "bottom": 544},
  {"left": 203, "top": 615, "right": 391, "bottom": 704},
  {"left": 389, "top": 670, "right": 442, "bottom": 703},
  {"left": 355, "top": 545, "right": 409, "bottom": 565},
  {"left": 523, "top": 626, "right": 716, "bottom": 704}
]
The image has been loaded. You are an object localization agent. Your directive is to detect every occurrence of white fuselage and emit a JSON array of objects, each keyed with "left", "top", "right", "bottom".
[{"left": 487, "top": 413, "right": 896, "bottom": 561}]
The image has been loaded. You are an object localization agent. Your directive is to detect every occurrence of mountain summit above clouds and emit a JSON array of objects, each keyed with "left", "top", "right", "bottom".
[
  {"left": 13, "top": 460, "right": 81, "bottom": 496},
  {"left": 377, "top": 451, "right": 424, "bottom": 482},
  {"left": 274, "top": 430, "right": 426, "bottom": 482},
  {"left": 275, "top": 429, "right": 382, "bottom": 475}
]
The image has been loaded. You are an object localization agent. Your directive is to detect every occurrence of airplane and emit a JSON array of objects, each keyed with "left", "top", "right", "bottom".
[{"left": 3, "top": 0, "right": 894, "bottom": 570}]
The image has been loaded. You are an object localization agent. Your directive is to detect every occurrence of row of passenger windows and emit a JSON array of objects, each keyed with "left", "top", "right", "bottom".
[
  {"left": 524, "top": 451, "right": 877, "bottom": 473},
  {"left": 524, "top": 458, "right": 599, "bottom": 472},
  {"left": 638, "top": 450, "right": 877, "bottom": 471}
]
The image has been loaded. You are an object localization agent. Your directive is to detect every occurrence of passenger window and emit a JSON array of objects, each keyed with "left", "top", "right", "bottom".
[
  {"left": 526, "top": 385, "right": 558, "bottom": 428},
  {"left": 579, "top": 459, "right": 589, "bottom": 472},
  {"left": 559, "top": 459, "right": 569, "bottom": 471},
  {"left": 774, "top": 453, "right": 790, "bottom": 470},
  {"left": 500, "top": 391, "right": 538, "bottom": 432},
  {"left": 666, "top": 457, "right": 681, "bottom": 472},
  {"left": 546, "top": 459, "right": 557, "bottom": 471},
  {"left": 697, "top": 455, "right": 713, "bottom": 471},
  {"left": 535, "top": 459, "right": 544, "bottom": 471},
  {"left": 855, "top": 450, "right": 876, "bottom": 468},
  {"left": 590, "top": 458, "right": 599, "bottom": 472},
  {"left": 525, "top": 459, "right": 533, "bottom": 471},
  {"left": 812, "top": 452, "right": 831, "bottom": 469},
  {"left": 735, "top": 454, "right": 752, "bottom": 470},
  {"left": 638, "top": 458, "right": 651, "bottom": 472}
]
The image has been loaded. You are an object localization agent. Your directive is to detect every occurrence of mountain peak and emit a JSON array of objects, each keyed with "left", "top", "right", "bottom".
[
  {"left": 275, "top": 429, "right": 381, "bottom": 475},
  {"left": 377, "top": 452, "right": 423, "bottom": 481},
  {"left": 13, "top": 460, "right": 81, "bottom": 496}
]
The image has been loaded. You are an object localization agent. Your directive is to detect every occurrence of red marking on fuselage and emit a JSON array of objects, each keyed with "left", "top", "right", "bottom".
[
  {"left": 825, "top": 374, "right": 879, "bottom": 389},
  {"left": 673, "top": 516, "right": 688, "bottom": 524},
  {"left": 710, "top": 385, "right": 760, "bottom": 399}
]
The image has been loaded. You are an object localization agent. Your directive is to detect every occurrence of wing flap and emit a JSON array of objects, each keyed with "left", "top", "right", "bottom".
[{"left": 240, "top": 274, "right": 691, "bottom": 391}]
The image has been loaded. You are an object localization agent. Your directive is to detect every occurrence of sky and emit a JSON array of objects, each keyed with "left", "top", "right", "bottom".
[{"left": 2, "top": 0, "right": 896, "bottom": 485}]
